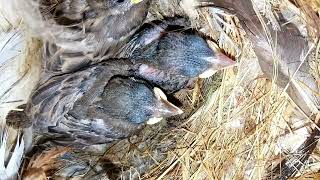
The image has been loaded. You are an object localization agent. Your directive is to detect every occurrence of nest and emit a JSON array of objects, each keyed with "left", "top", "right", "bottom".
[{"left": 0, "top": 0, "right": 319, "bottom": 179}]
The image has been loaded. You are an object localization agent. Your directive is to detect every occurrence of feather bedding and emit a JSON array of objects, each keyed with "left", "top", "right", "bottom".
[{"left": 0, "top": 0, "right": 319, "bottom": 179}]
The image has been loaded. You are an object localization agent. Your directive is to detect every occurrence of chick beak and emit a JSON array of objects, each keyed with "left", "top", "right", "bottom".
[
  {"left": 131, "top": 0, "right": 143, "bottom": 4},
  {"left": 147, "top": 87, "right": 183, "bottom": 125},
  {"left": 199, "top": 52, "right": 236, "bottom": 79},
  {"left": 199, "top": 69, "right": 217, "bottom": 79},
  {"left": 146, "top": 117, "right": 163, "bottom": 125}
]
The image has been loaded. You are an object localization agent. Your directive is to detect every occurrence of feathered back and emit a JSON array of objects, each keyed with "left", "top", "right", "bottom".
[{"left": 12, "top": 0, "right": 150, "bottom": 76}]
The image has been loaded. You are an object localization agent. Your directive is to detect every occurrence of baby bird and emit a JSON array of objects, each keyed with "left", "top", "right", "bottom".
[
  {"left": 119, "top": 18, "right": 236, "bottom": 92},
  {"left": 6, "top": 59, "right": 182, "bottom": 147},
  {"left": 39, "top": 0, "right": 151, "bottom": 75}
]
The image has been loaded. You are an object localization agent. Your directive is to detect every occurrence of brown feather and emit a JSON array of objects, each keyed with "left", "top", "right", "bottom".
[{"left": 23, "top": 147, "right": 70, "bottom": 180}]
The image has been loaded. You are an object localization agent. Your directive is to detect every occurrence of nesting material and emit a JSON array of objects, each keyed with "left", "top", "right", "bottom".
[{"left": 0, "top": 0, "right": 319, "bottom": 179}]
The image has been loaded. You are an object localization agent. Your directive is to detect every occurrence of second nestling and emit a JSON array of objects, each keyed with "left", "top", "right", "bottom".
[
  {"left": 6, "top": 59, "right": 183, "bottom": 147},
  {"left": 119, "top": 17, "right": 236, "bottom": 93}
]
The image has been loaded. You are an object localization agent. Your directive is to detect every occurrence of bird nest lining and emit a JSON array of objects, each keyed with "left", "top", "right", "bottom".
[{"left": 0, "top": 0, "right": 319, "bottom": 179}]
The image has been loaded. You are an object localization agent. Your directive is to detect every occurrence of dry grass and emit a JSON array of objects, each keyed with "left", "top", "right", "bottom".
[
  {"left": 129, "top": 0, "right": 320, "bottom": 179},
  {"left": 86, "top": 1, "right": 320, "bottom": 178},
  {"left": 0, "top": 0, "right": 319, "bottom": 179}
]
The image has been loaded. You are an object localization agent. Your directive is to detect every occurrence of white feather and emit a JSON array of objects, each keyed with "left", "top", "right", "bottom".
[
  {"left": 6, "top": 134, "right": 24, "bottom": 178},
  {"left": 0, "top": 1, "right": 41, "bottom": 119},
  {"left": 0, "top": 129, "right": 7, "bottom": 172},
  {"left": 0, "top": 2, "right": 31, "bottom": 179},
  {"left": 0, "top": 129, "right": 24, "bottom": 179}
]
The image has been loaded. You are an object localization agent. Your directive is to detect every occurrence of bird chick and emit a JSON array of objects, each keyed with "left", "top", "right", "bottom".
[
  {"left": 119, "top": 18, "right": 236, "bottom": 92},
  {"left": 38, "top": 0, "right": 150, "bottom": 75},
  {"left": 6, "top": 59, "right": 182, "bottom": 147}
]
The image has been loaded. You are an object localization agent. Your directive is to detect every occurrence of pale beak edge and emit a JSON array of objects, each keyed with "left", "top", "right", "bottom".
[
  {"left": 146, "top": 117, "right": 164, "bottom": 125},
  {"left": 154, "top": 87, "right": 168, "bottom": 101},
  {"left": 199, "top": 68, "right": 217, "bottom": 79},
  {"left": 131, "top": 0, "right": 143, "bottom": 4}
]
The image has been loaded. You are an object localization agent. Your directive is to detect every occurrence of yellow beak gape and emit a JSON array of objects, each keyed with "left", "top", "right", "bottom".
[{"left": 131, "top": 0, "right": 143, "bottom": 4}]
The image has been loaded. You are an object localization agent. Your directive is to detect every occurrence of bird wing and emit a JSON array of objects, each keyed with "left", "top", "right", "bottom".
[
  {"left": 95, "top": 1, "right": 150, "bottom": 59},
  {"left": 42, "top": 41, "right": 95, "bottom": 76},
  {"left": 28, "top": 59, "right": 134, "bottom": 132},
  {"left": 47, "top": 113, "right": 144, "bottom": 147},
  {"left": 39, "top": 0, "right": 150, "bottom": 75},
  {"left": 117, "top": 22, "right": 166, "bottom": 58},
  {"left": 118, "top": 17, "right": 191, "bottom": 58},
  {"left": 27, "top": 65, "right": 101, "bottom": 131}
]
